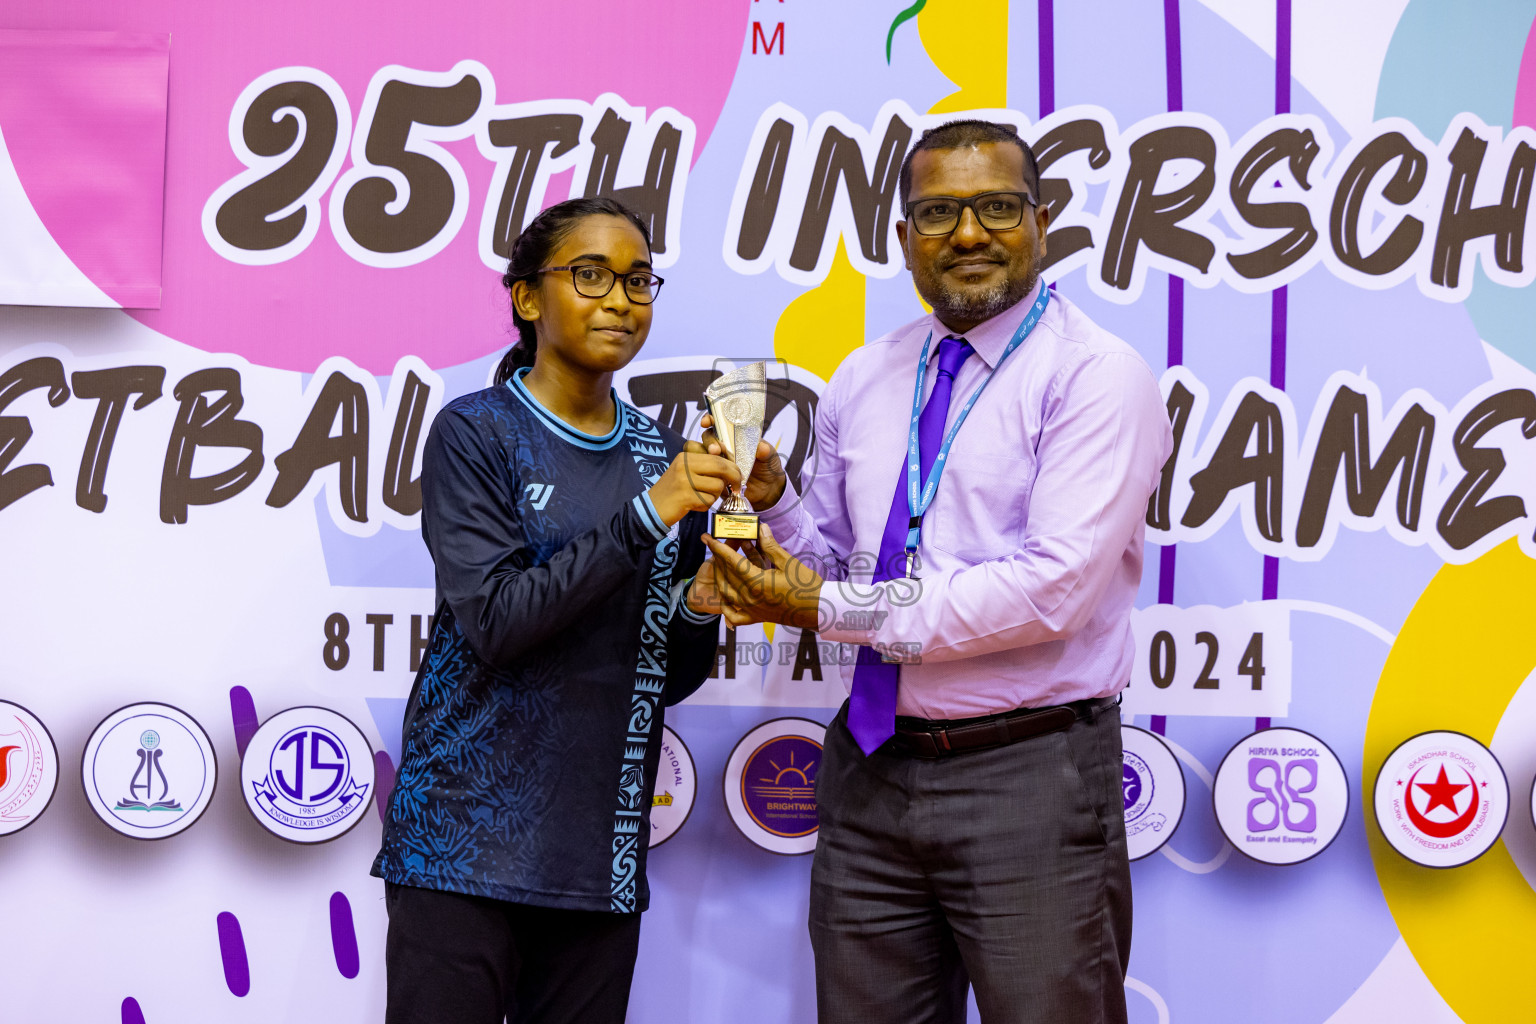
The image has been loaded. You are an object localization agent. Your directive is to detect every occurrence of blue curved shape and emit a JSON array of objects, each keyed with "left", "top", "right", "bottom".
[
  {"left": 329, "top": 892, "right": 361, "bottom": 979},
  {"left": 215, "top": 911, "right": 250, "bottom": 997},
  {"left": 1376, "top": 0, "right": 1536, "bottom": 372}
]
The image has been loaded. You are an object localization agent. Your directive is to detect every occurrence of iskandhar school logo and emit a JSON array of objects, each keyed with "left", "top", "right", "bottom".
[
  {"left": 240, "top": 706, "right": 375, "bottom": 843},
  {"left": 82, "top": 703, "right": 217, "bottom": 839},
  {"left": 0, "top": 700, "right": 59, "bottom": 835},
  {"left": 1373, "top": 730, "right": 1509, "bottom": 868}
]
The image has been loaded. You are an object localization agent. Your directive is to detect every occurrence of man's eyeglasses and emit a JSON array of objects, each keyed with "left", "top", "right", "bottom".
[
  {"left": 903, "top": 191, "right": 1037, "bottom": 236},
  {"left": 535, "top": 265, "right": 664, "bottom": 304}
]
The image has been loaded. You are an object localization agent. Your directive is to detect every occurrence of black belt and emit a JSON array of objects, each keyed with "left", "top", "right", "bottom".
[{"left": 890, "top": 695, "right": 1118, "bottom": 758}]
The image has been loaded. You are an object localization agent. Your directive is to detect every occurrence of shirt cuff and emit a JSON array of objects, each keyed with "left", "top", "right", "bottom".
[
  {"left": 670, "top": 575, "right": 720, "bottom": 626},
  {"left": 818, "top": 581, "right": 922, "bottom": 663},
  {"left": 758, "top": 476, "right": 803, "bottom": 526},
  {"left": 631, "top": 493, "right": 668, "bottom": 543},
  {"left": 818, "top": 581, "right": 878, "bottom": 644}
]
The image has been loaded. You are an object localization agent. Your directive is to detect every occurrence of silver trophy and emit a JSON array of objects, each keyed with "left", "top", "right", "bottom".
[{"left": 704, "top": 361, "right": 767, "bottom": 540}]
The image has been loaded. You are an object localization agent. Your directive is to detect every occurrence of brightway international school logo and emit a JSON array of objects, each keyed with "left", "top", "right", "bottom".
[
  {"left": 724, "top": 718, "right": 826, "bottom": 855},
  {"left": 1120, "top": 725, "right": 1185, "bottom": 861},
  {"left": 82, "top": 703, "right": 217, "bottom": 839},
  {"left": 1213, "top": 727, "right": 1351, "bottom": 866},
  {"left": 241, "top": 706, "right": 374, "bottom": 844},
  {"left": 0, "top": 700, "right": 59, "bottom": 836},
  {"left": 1374, "top": 731, "right": 1509, "bottom": 868}
]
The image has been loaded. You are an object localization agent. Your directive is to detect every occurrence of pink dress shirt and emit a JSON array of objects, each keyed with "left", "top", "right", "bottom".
[{"left": 761, "top": 283, "right": 1174, "bottom": 720}]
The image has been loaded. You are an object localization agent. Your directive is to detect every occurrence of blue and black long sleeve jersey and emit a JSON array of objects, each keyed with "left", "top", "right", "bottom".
[{"left": 372, "top": 368, "right": 719, "bottom": 913}]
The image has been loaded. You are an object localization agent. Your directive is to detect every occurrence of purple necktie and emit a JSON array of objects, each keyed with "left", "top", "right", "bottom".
[{"left": 846, "top": 336, "right": 975, "bottom": 755}]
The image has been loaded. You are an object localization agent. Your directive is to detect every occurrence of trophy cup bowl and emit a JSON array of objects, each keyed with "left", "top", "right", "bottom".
[{"left": 704, "top": 362, "right": 767, "bottom": 540}]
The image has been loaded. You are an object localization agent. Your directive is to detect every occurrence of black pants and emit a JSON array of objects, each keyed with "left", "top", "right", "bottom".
[
  {"left": 384, "top": 883, "right": 642, "bottom": 1024},
  {"left": 809, "top": 701, "right": 1132, "bottom": 1024}
]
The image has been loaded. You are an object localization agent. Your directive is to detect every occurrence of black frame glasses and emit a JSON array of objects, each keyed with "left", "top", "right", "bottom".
[
  {"left": 903, "top": 191, "right": 1038, "bottom": 236},
  {"left": 535, "top": 265, "right": 665, "bottom": 304}
]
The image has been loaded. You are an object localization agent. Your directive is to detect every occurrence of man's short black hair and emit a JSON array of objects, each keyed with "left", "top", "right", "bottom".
[{"left": 898, "top": 119, "right": 1041, "bottom": 207}]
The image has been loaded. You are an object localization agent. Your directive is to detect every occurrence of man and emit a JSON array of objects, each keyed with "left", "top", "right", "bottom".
[{"left": 703, "top": 120, "right": 1173, "bottom": 1024}]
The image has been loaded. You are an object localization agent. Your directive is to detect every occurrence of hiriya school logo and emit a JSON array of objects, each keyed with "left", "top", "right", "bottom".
[
  {"left": 241, "top": 706, "right": 375, "bottom": 844},
  {"left": 1120, "top": 725, "right": 1186, "bottom": 860},
  {"left": 1374, "top": 730, "right": 1509, "bottom": 868},
  {"left": 724, "top": 718, "right": 826, "bottom": 855},
  {"left": 650, "top": 725, "right": 697, "bottom": 848},
  {"left": 1213, "top": 727, "right": 1350, "bottom": 866},
  {"left": 0, "top": 700, "right": 59, "bottom": 836},
  {"left": 82, "top": 703, "right": 217, "bottom": 839}
]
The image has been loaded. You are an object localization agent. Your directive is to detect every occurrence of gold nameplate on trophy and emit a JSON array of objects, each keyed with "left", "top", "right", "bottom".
[
  {"left": 711, "top": 510, "right": 761, "bottom": 540},
  {"left": 705, "top": 362, "right": 767, "bottom": 541}
]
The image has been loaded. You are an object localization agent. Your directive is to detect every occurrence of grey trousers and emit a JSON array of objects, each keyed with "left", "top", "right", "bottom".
[{"left": 809, "top": 700, "right": 1131, "bottom": 1024}]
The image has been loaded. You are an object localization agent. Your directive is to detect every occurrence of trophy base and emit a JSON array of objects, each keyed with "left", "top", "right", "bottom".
[{"left": 711, "top": 510, "right": 760, "bottom": 540}]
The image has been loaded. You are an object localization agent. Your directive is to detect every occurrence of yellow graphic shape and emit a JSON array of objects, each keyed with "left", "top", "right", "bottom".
[
  {"left": 1367, "top": 539, "right": 1536, "bottom": 1022},
  {"left": 918, "top": 0, "right": 1009, "bottom": 113},
  {"left": 773, "top": 238, "right": 866, "bottom": 385}
]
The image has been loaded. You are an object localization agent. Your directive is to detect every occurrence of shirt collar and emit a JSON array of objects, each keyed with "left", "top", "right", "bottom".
[{"left": 929, "top": 278, "right": 1046, "bottom": 370}]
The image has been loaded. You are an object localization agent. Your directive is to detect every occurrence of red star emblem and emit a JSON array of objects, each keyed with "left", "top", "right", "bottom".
[{"left": 1416, "top": 765, "right": 1468, "bottom": 815}]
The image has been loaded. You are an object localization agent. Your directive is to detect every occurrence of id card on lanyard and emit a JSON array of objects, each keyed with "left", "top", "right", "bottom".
[{"left": 903, "top": 285, "right": 1052, "bottom": 578}]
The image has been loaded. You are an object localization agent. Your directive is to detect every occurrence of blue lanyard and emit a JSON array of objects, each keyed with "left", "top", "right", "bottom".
[{"left": 903, "top": 286, "right": 1051, "bottom": 577}]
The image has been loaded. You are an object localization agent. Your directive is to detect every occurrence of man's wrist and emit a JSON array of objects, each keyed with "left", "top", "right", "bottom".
[
  {"left": 751, "top": 473, "right": 788, "bottom": 511},
  {"left": 790, "top": 580, "right": 824, "bottom": 631}
]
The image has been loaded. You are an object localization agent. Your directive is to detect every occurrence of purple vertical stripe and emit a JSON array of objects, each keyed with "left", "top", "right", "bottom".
[
  {"left": 1270, "top": 287, "right": 1288, "bottom": 390},
  {"left": 1158, "top": 544, "right": 1178, "bottom": 605},
  {"left": 1038, "top": 0, "right": 1055, "bottom": 117},
  {"left": 120, "top": 997, "right": 147, "bottom": 1024},
  {"left": 229, "top": 686, "right": 258, "bottom": 759},
  {"left": 374, "top": 750, "right": 396, "bottom": 823},
  {"left": 216, "top": 911, "right": 251, "bottom": 998},
  {"left": 329, "top": 892, "right": 361, "bottom": 979},
  {"left": 1255, "top": 717, "right": 1272, "bottom": 731},
  {"left": 1156, "top": 0, "right": 1186, "bottom": 678},
  {"left": 1167, "top": 278, "right": 1185, "bottom": 368},
  {"left": 1163, "top": 0, "right": 1183, "bottom": 111},
  {"left": 1275, "top": 0, "right": 1292, "bottom": 115},
  {"left": 1258, "top": 2, "right": 1292, "bottom": 731},
  {"left": 1150, "top": 716, "right": 1167, "bottom": 735}
]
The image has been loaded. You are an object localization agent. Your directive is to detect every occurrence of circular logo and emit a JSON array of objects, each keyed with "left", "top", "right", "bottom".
[
  {"left": 241, "top": 706, "right": 375, "bottom": 844},
  {"left": 723, "top": 718, "right": 825, "bottom": 855},
  {"left": 1374, "top": 730, "right": 1509, "bottom": 868},
  {"left": 1120, "top": 725, "right": 1185, "bottom": 861},
  {"left": 0, "top": 700, "right": 59, "bottom": 836},
  {"left": 650, "top": 725, "right": 697, "bottom": 848},
  {"left": 82, "top": 703, "right": 217, "bottom": 840},
  {"left": 1213, "top": 727, "right": 1350, "bottom": 866}
]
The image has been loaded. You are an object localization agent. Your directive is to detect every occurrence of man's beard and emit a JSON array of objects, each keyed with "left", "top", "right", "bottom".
[{"left": 926, "top": 261, "right": 1039, "bottom": 329}]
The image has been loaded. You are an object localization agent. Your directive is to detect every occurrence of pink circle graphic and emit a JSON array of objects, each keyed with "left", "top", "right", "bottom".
[{"left": 4, "top": 0, "right": 748, "bottom": 372}]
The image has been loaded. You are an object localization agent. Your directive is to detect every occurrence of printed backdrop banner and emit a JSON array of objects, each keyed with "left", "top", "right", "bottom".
[
  {"left": 2, "top": 1, "right": 1535, "bottom": 1022},
  {"left": 0, "top": 29, "right": 169, "bottom": 308}
]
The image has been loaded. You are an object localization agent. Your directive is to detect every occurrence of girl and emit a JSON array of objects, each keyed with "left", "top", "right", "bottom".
[{"left": 373, "top": 197, "right": 735, "bottom": 1024}]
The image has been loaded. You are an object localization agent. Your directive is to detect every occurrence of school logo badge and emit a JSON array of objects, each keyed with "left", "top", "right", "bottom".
[
  {"left": 1374, "top": 730, "right": 1508, "bottom": 868},
  {"left": 1120, "top": 725, "right": 1185, "bottom": 860},
  {"left": 723, "top": 717, "right": 825, "bottom": 855},
  {"left": 0, "top": 700, "right": 59, "bottom": 836},
  {"left": 650, "top": 725, "right": 696, "bottom": 848},
  {"left": 82, "top": 703, "right": 217, "bottom": 839},
  {"left": 1213, "top": 727, "right": 1349, "bottom": 865},
  {"left": 241, "top": 706, "right": 375, "bottom": 844}
]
